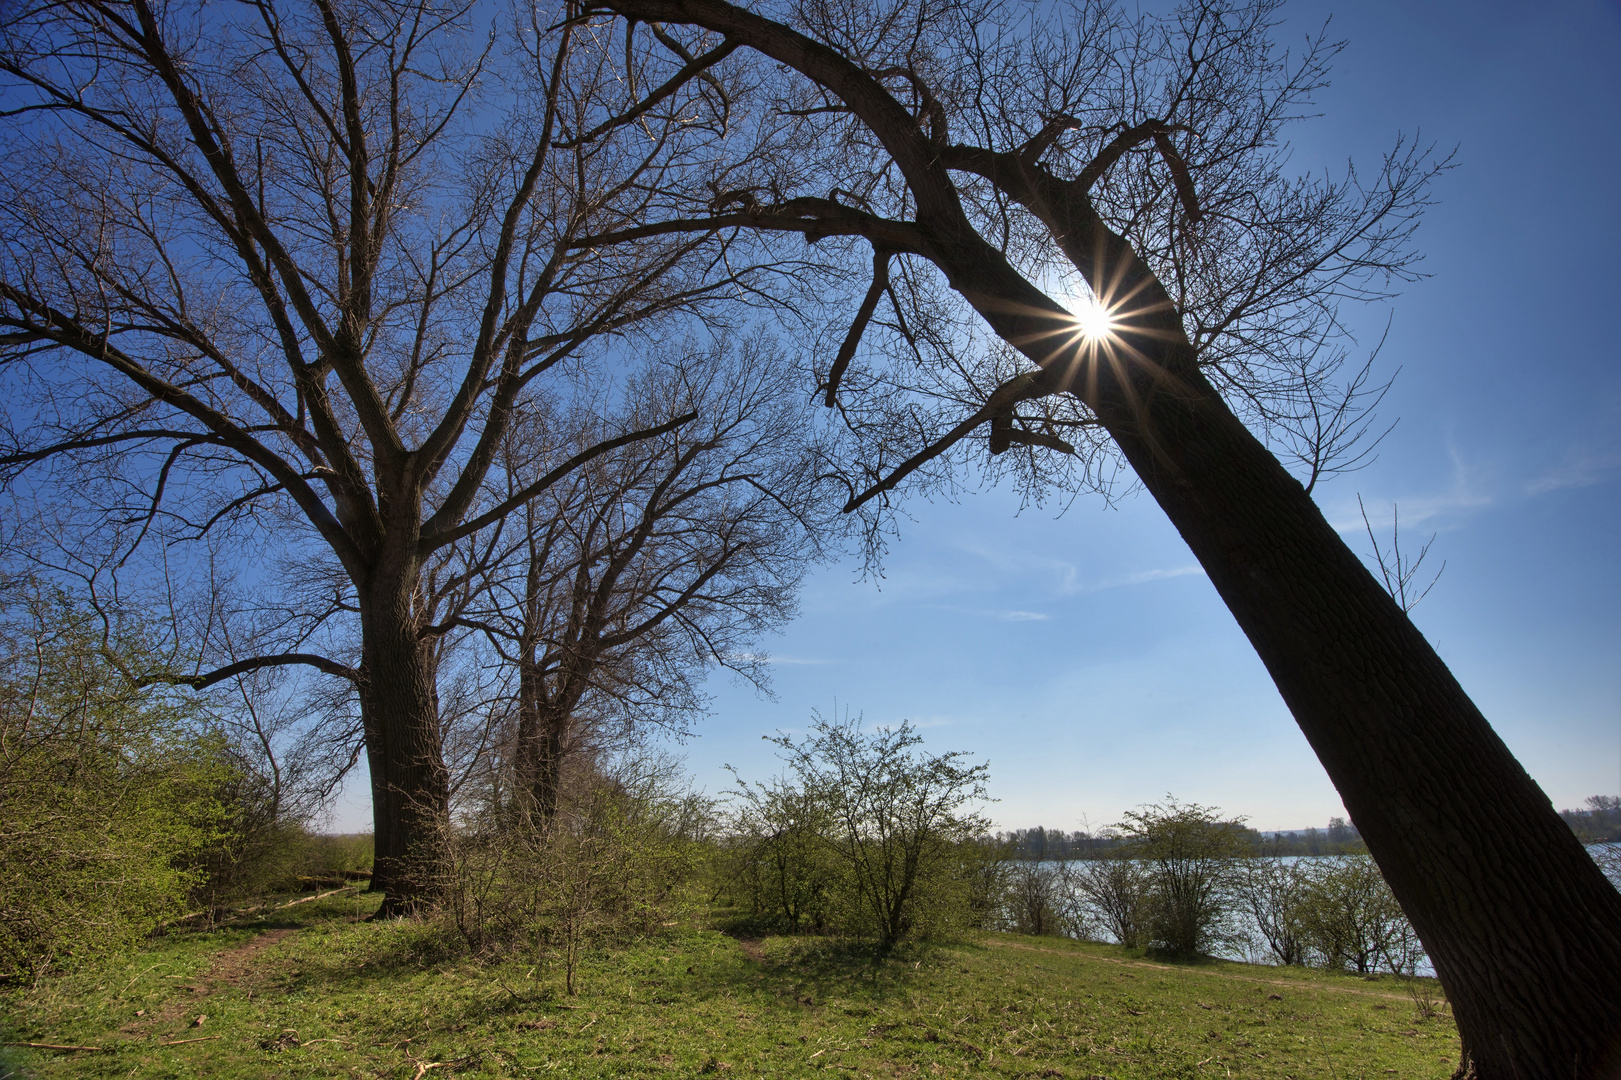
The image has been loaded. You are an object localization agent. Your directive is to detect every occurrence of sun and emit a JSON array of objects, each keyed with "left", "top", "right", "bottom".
[{"left": 1070, "top": 293, "right": 1116, "bottom": 342}]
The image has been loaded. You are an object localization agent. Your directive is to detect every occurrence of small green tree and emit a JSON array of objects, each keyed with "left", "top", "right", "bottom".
[
  {"left": 439, "top": 749, "right": 708, "bottom": 994},
  {"left": 1236, "top": 850, "right": 1312, "bottom": 966},
  {"left": 956, "top": 835, "right": 1018, "bottom": 932},
  {"left": 1073, "top": 849, "right": 1154, "bottom": 948},
  {"left": 1004, "top": 860, "right": 1071, "bottom": 937},
  {"left": 1116, "top": 799, "right": 1248, "bottom": 957},
  {"left": 765, "top": 712, "right": 991, "bottom": 947}
]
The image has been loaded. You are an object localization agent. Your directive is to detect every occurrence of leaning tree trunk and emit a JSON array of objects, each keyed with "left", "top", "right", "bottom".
[
  {"left": 1092, "top": 321, "right": 1621, "bottom": 1076},
  {"left": 357, "top": 574, "right": 451, "bottom": 916},
  {"left": 920, "top": 174, "right": 1621, "bottom": 1073}
]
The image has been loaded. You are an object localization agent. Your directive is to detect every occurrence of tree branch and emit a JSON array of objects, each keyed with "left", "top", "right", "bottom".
[
  {"left": 419, "top": 411, "right": 699, "bottom": 553},
  {"left": 140, "top": 652, "right": 358, "bottom": 691}
]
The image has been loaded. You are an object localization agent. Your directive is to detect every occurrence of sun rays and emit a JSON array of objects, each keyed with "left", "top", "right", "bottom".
[
  {"left": 991, "top": 272, "right": 1188, "bottom": 424},
  {"left": 1070, "top": 291, "right": 1117, "bottom": 342}
]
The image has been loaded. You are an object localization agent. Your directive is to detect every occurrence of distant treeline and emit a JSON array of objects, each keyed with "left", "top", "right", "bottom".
[
  {"left": 994, "top": 817, "right": 1367, "bottom": 861},
  {"left": 1561, "top": 796, "right": 1621, "bottom": 843}
]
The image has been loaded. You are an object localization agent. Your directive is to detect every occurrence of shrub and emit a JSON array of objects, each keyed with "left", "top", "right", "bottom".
[
  {"left": 1297, "top": 854, "right": 1421, "bottom": 974},
  {"left": 1072, "top": 850, "right": 1154, "bottom": 948},
  {"left": 723, "top": 771, "right": 841, "bottom": 930},
  {"left": 1003, "top": 860, "right": 1093, "bottom": 937},
  {"left": 0, "top": 591, "right": 232, "bottom": 982},
  {"left": 723, "top": 712, "right": 993, "bottom": 946},
  {"left": 960, "top": 838, "right": 1020, "bottom": 931},
  {"left": 439, "top": 751, "right": 710, "bottom": 993},
  {"left": 1236, "top": 851, "right": 1311, "bottom": 965}
]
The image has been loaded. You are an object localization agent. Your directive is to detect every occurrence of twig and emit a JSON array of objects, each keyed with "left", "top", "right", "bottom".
[
  {"left": 3, "top": 1042, "right": 111, "bottom": 1052},
  {"left": 159, "top": 1035, "right": 221, "bottom": 1046},
  {"left": 123, "top": 963, "right": 168, "bottom": 989}
]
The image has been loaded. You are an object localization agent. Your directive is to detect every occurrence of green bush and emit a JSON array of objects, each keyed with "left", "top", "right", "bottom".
[
  {"left": 1296, "top": 854, "right": 1421, "bottom": 974},
  {"left": 723, "top": 771, "right": 842, "bottom": 930},
  {"left": 1236, "top": 852, "right": 1311, "bottom": 965},
  {"left": 439, "top": 753, "right": 711, "bottom": 993},
  {"left": 723, "top": 712, "right": 992, "bottom": 946},
  {"left": 0, "top": 592, "right": 233, "bottom": 982}
]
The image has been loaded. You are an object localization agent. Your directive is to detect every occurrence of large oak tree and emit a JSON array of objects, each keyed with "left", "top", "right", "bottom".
[{"left": 0, "top": 0, "right": 768, "bottom": 909}]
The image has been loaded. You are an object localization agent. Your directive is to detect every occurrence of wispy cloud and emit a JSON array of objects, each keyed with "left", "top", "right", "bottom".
[
  {"left": 909, "top": 603, "right": 1054, "bottom": 622},
  {"left": 1526, "top": 446, "right": 1621, "bottom": 495},
  {"left": 951, "top": 540, "right": 1082, "bottom": 594},
  {"left": 1329, "top": 439, "right": 1495, "bottom": 534},
  {"left": 1052, "top": 564, "right": 1208, "bottom": 593},
  {"left": 952, "top": 540, "right": 1205, "bottom": 596},
  {"left": 1105, "top": 565, "right": 1206, "bottom": 589}
]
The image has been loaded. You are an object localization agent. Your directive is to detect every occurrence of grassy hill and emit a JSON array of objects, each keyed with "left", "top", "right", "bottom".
[{"left": 2, "top": 892, "right": 1458, "bottom": 1079}]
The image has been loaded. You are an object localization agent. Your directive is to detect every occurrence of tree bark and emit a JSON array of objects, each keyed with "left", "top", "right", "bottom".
[
  {"left": 512, "top": 656, "right": 585, "bottom": 828},
  {"left": 357, "top": 572, "right": 450, "bottom": 917},
  {"left": 511, "top": 657, "right": 570, "bottom": 827}
]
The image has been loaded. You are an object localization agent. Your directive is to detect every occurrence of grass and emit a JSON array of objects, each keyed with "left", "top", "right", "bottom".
[{"left": 2, "top": 893, "right": 1460, "bottom": 1079}]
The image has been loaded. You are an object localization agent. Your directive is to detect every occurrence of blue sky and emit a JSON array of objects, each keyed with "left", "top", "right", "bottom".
[{"left": 328, "top": 0, "right": 1621, "bottom": 834}]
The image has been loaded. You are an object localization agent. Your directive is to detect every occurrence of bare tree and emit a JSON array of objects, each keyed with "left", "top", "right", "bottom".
[
  {"left": 0, "top": 0, "right": 767, "bottom": 910},
  {"left": 567, "top": 0, "right": 1620, "bottom": 1070},
  {"left": 459, "top": 337, "right": 828, "bottom": 824}
]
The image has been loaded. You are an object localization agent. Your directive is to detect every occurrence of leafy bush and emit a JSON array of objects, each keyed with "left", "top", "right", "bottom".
[
  {"left": 723, "top": 770, "right": 841, "bottom": 930},
  {"left": 1296, "top": 855, "right": 1421, "bottom": 974},
  {"left": 1236, "top": 851, "right": 1311, "bottom": 965},
  {"left": 1071, "top": 852, "right": 1155, "bottom": 948},
  {"left": 0, "top": 591, "right": 232, "bottom": 982},
  {"left": 1001, "top": 860, "right": 1095, "bottom": 938},
  {"left": 1234, "top": 849, "right": 1424, "bottom": 975},
  {"left": 722, "top": 712, "right": 992, "bottom": 946}
]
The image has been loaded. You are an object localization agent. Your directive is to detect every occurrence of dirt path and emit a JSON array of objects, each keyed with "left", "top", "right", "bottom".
[
  {"left": 210, "top": 927, "right": 299, "bottom": 988},
  {"left": 725, "top": 933, "right": 767, "bottom": 963},
  {"left": 123, "top": 925, "right": 301, "bottom": 1043},
  {"left": 984, "top": 939, "right": 1440, "bottom": 1006}
]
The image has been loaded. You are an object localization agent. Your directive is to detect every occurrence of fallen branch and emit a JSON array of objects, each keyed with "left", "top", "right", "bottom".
[
  {"left": 276, "top": 886, "right": 353, "bottom": 910},
  {"left": 3, "top": 1042, "right": 111, "bottom": 1053},
  {"left": 159, "top": 1036, "right": 222, "bottom": 1047}
]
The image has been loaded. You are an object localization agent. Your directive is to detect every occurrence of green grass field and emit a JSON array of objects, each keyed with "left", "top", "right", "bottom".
[{"left": 2, "top": 892, "right": 1459, "bottom": 1079}]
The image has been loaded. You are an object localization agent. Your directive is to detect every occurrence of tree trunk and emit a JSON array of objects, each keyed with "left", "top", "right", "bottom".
[
  {"left": 357, "top": 577, "right": 450, "bottom": 917},
  {"left": 512, "top": 665, "right": 573, "bottom": 827},
  {"left": 1098, "top": 351, "right": 1621, "bottom": 1077}
]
